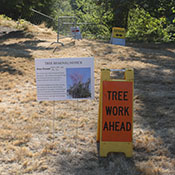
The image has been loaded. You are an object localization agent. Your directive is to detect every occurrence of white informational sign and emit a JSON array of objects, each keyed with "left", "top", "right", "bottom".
[
  {"left": 71, "top": 26, "right": 82, "bottom": 40},
  {"left": 35, "top": 57, "right": 94, "bottom": 101}
]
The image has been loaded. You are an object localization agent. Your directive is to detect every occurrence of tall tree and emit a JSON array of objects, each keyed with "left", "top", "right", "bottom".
[
  {"left": 95, "top": 0, "right": 135, "bottom": 28},
  {"left": 136, "top": 0, "right": 175, "bottom": 18}
]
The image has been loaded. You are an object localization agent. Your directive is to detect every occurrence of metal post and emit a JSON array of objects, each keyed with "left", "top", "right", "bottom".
[
  {"left": 52, "top": 101, "right": 55, "bottom": 143},
  {"left": 57, "top": 18, "right": 59, "bottom": 43},
  {"left": 51, "top": 17, "right": 64, "bottom": 51}
]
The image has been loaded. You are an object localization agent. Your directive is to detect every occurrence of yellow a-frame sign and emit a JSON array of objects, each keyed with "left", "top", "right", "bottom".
[
  {"left": 97, "top": 68, "right": 134, "bottom": 157},
  {"left": 112, "top": 27, "right": 126, "bottom": 39}
]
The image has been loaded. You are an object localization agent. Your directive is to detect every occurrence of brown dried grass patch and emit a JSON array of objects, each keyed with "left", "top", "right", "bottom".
[
  {"left": 138, "top": 160, "right": 160, "bottom": 175},
  {"left": 135, "top": 130, "right": 163, "bottom": 153},
  {"left": 13, "top": 147, "right": 33, "bottom": 162}
]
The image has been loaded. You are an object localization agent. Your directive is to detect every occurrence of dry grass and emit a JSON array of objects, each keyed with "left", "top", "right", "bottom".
[
  {"left": 0, "top": 16, "right": 175, "bottom": 175},
  {"left": 0, "top": 15, "right": 17, "bottom": 28}
]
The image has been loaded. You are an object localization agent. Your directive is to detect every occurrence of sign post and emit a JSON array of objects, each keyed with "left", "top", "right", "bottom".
[
  {"left": 35, "top": 57, "right": 94, "bottom": 143},
  {"left": 97, "top": 68, "right": 134, "bottom": 157}
]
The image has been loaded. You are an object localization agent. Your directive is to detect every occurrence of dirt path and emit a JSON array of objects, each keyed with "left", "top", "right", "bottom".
[{"left": 0, "top": 25, "right": 175, "bottom": 175}]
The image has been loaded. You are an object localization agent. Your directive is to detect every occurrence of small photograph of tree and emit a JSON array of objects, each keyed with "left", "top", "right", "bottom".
[{"left": 66, "top": 68, "right": 91, "bottom": 99}]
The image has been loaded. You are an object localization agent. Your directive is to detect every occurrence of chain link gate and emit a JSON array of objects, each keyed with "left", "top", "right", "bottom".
[{"left": 30, "top": 9, "right": 80, "bottom": 45}]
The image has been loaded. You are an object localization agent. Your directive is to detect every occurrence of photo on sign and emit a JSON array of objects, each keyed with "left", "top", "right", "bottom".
[{"left": 66, "top": 67, "right": 91, "bottom": 99}]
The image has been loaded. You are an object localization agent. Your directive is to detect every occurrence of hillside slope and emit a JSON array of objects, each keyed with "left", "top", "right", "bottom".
[{"left": 0, "top": 18, "right": 175, "bottom": 175}]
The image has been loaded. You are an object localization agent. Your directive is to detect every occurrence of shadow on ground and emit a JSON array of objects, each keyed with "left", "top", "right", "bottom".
[
  {"left": 127, "top": 44, "right": 175, "bottom": 157},
  {"left": 56, "top": 148, "right": 141, "bottom": 175},
  {"left": 0, "top": 30, "right": 53, "bottom": 59},
  {"left": 0, "top": 30, "right": 33, "bottom": 40},
  {"left": 0, "top": 58, "right": 23, "bottom": 75},
  {"left": 54, "top": 42, "right": 175, "bottom": 175}
]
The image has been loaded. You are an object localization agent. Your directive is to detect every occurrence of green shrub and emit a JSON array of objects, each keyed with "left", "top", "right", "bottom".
[{"left": 126, "top": 7, "right": 174, "bottom": 42}]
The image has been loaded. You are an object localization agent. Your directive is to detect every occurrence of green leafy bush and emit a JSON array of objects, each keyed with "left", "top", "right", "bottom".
[{"left": 127, "top": 7, "right": 175, "bottom": 42}]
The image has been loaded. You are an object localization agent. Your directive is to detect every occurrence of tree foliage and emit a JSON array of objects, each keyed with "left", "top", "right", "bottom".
[
  {"left": 0, "top": 0, "right": 174, "bottom": 42},
  {"left": 127, "top": 7, "right": 167, "bottom": 42},
  {"left": 70, "top": 0, "right": 112, "bottom": 39},
  {"left": 0, "top": 0, "right": 54, "bottom": 20},
  {"left": 127, "top": 4, "right": 175, "bottom": 42},
  {"left": 136, "top": 0, "right": 175, "bottom": 20}
]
